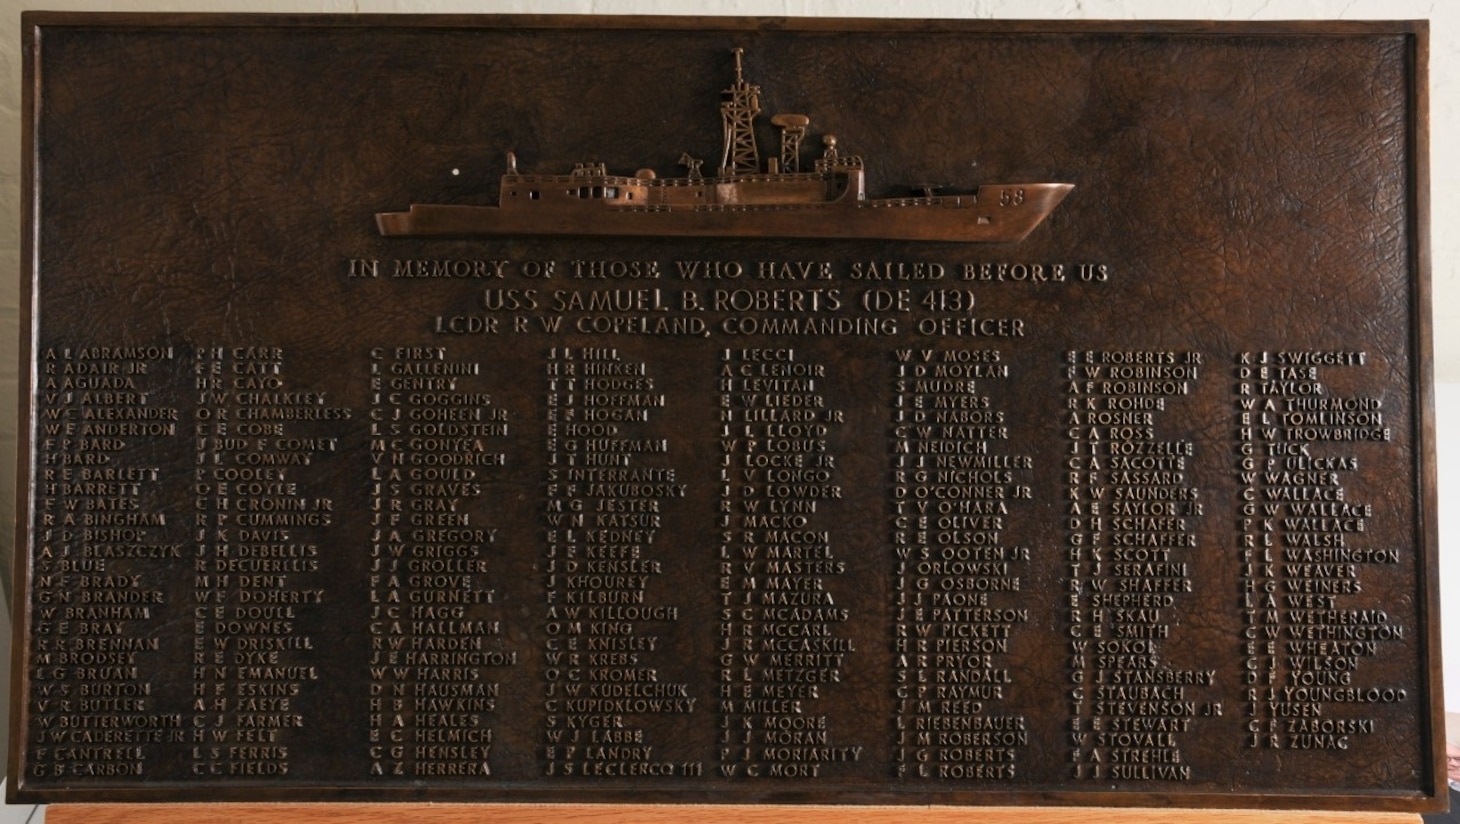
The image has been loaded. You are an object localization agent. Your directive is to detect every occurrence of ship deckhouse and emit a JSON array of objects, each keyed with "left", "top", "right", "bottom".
[
  {"left": 500, "top": 49, "right": 865, "bottom": 213},
  {"left": 378, "top": 49, "right": 1071, "bottom": 242}
]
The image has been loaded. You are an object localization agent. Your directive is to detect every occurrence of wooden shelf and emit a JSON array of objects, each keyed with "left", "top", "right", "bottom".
[{"left": 42, "top": 804, "right": 1428, "bottom": 824}]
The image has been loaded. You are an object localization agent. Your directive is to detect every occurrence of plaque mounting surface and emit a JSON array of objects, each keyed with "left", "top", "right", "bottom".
[{"left": 10, "top": 14, "right": 1440, "bottom": 811}]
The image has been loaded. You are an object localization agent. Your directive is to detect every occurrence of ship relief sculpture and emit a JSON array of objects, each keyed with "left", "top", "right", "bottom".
[{"left": 376, "top": 49, "right": 1073, "bottom": 242}]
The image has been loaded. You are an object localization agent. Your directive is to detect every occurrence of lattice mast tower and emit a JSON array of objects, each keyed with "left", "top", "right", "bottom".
[{"left": 719, "top": 48, "right": 762, "bottom": 176}]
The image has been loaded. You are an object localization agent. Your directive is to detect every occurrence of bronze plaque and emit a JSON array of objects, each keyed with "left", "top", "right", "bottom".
[{"left": 9, "top": 13, "right": 1441, "bottom": 811}]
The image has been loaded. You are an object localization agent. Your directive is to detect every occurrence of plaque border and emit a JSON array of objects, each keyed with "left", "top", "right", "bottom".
[{"left": 8, "top": 12, "right": 1440, "bottom": 812}]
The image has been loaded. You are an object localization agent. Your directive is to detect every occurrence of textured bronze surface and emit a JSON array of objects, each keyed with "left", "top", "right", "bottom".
[{"left": 9, "top": 14, "right": 1440, "bottom": 810}]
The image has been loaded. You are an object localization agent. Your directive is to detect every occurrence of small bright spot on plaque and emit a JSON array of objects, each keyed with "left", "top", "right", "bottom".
[{"left": 451, "top": 168, "right": 460, "bottom": 176}]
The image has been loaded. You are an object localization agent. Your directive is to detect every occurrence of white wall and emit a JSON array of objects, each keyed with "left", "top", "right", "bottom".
[{"left": 1439, "top": 386, "right": 1458, "bottom": 709}]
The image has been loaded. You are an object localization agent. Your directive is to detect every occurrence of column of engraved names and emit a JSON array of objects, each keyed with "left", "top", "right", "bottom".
[
  {"left": 28, "top": 345, "right": 180, "bottom": 782},
  {"left": 367, "top": 346, "right": 514, "bottom": 779},
  {"left": 1236, "top": 351, "right": 1403, "bottom": 751},
  {"left": 1065, "top": 350, "right": 1214, "bottom": 782},
  {"left": 717, "top": 347, "right": 858, "bottom": 780},
  {"left": 889, "top": 347, "right": 1031, "bottom": 781},
  {"left": 192, "top": 347, "right": 338, "bottom": 779},
  {"left": 543, "top": 346, "right": 697, "bottom": 780}
]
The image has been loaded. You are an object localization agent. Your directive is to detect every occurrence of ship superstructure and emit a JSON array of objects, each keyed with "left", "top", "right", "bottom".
[{"left": 376, "top": 50, "right": 1071, "bottom": 242}]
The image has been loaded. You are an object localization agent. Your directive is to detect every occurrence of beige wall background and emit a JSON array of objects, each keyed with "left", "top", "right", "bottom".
[{"left": 0, "top": 0, "right": 1454, "bottom": 783}]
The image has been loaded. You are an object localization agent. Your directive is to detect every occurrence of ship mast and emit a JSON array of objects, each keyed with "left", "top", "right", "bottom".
[
  {"left": 719, "top": 48, "right": 762, "bottom": 177},
  {"left": 771, "top": 113, "right": 809, "bottom": 173}
]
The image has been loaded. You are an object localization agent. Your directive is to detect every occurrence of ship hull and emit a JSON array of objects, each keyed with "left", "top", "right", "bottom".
[{"left": 375, "top": 183, "right": 1072, "bottom": 243}]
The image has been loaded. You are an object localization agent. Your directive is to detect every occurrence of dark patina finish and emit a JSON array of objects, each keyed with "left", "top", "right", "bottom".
[{"left": 9, "top": 14, "right": 1441, "bottom": 811}]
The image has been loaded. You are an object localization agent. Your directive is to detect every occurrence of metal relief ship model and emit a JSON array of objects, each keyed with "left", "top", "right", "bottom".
[{"left": 376, "top": 49, "right": 1073, "bottom": 242}]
